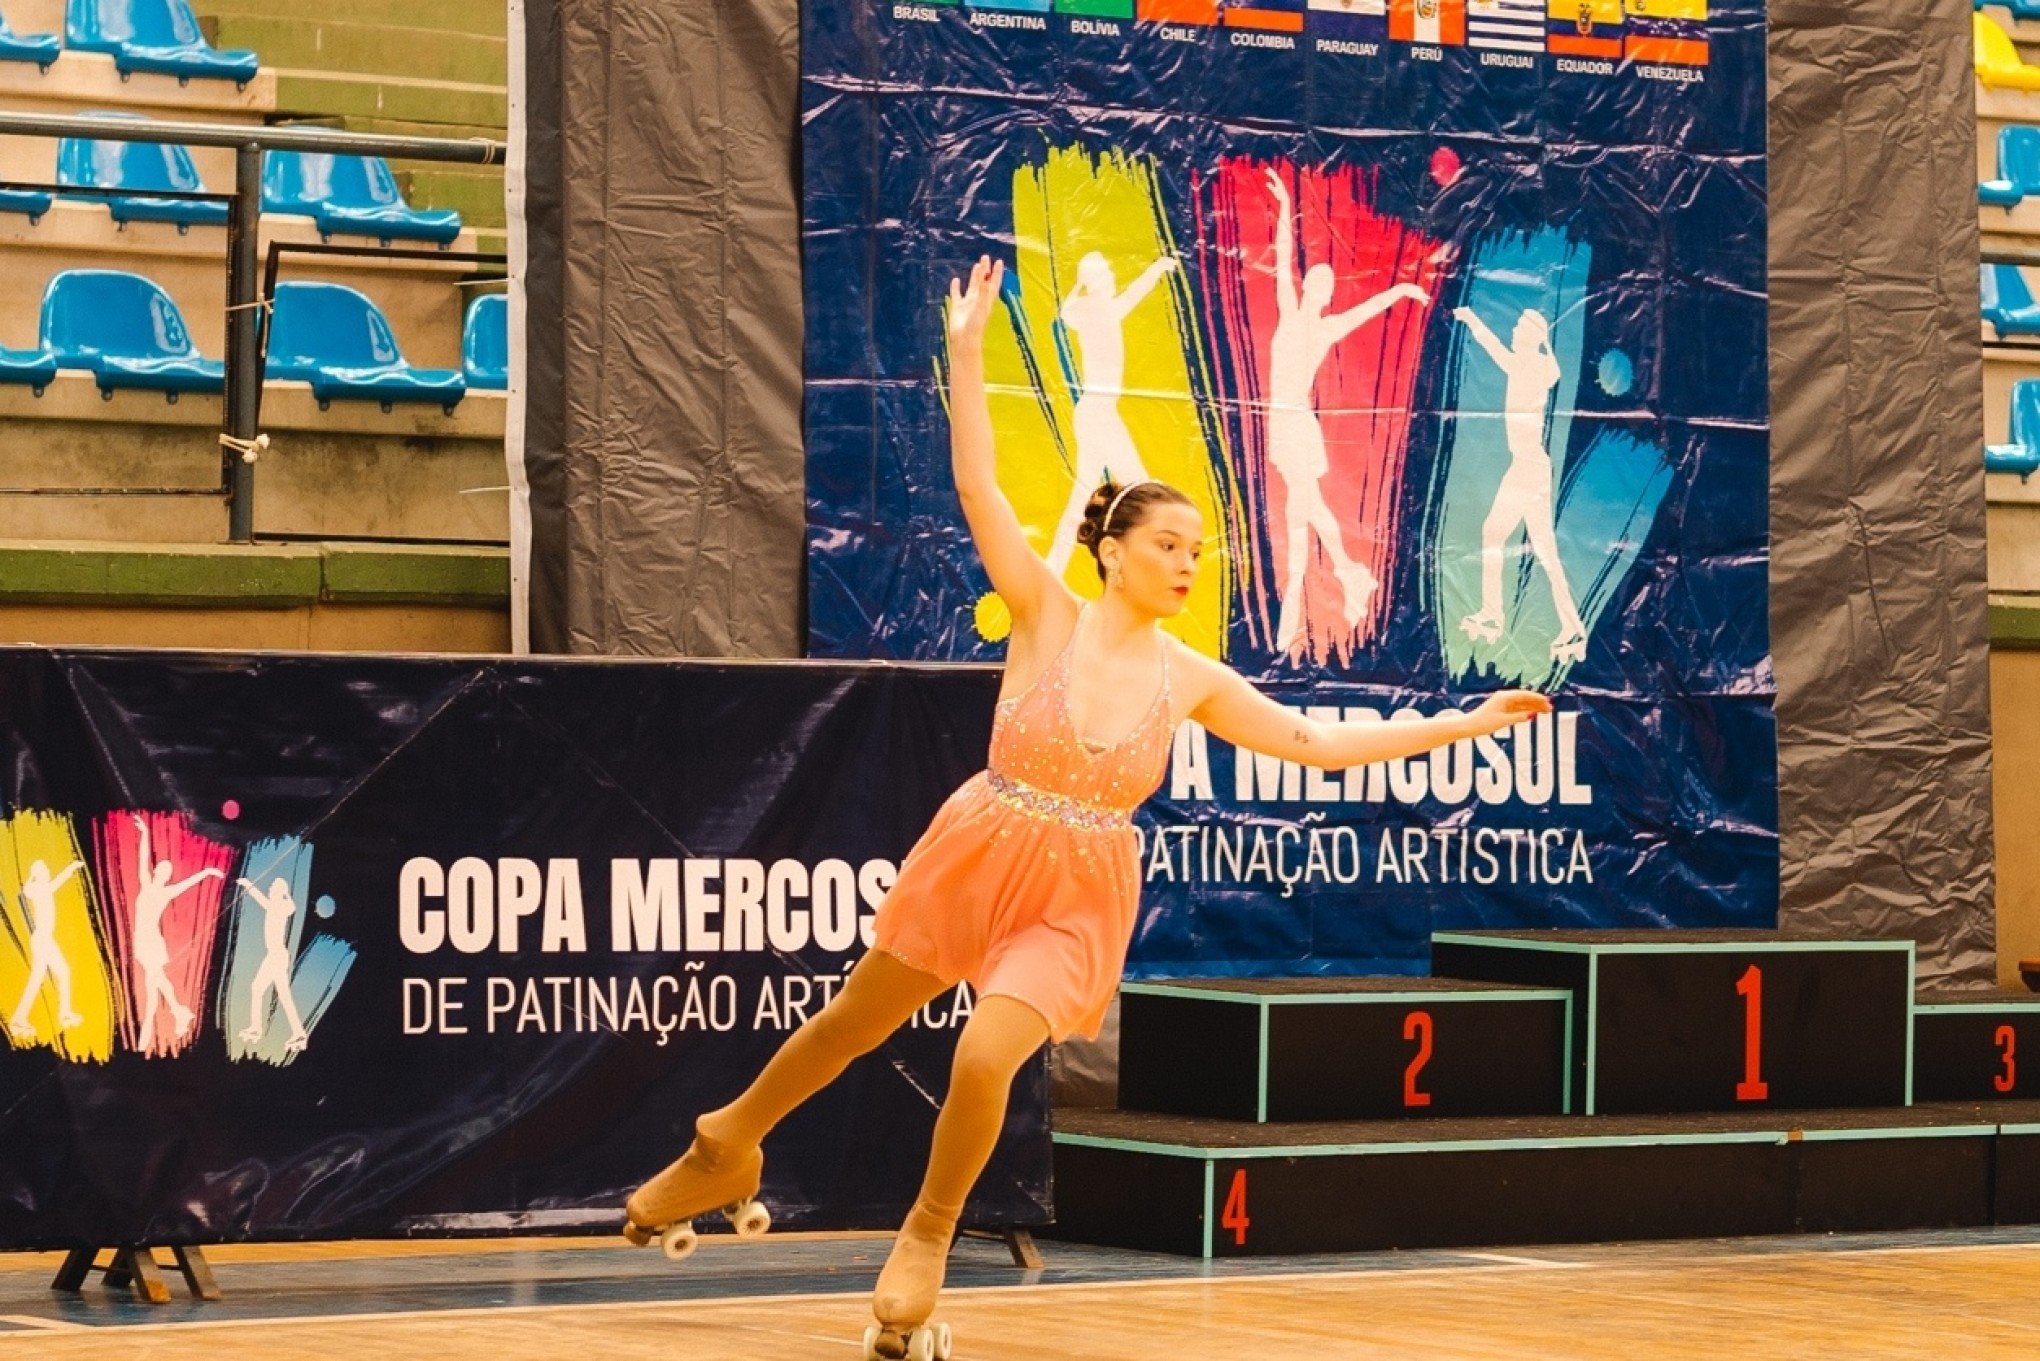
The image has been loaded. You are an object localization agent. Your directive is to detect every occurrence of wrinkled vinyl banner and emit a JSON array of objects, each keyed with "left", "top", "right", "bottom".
[
  {"left": 0, "top": 650, "right": 1047, "bottom": 1246},
  {"left": 803, "top": 1, "right": 1774, "bottom": 972}
]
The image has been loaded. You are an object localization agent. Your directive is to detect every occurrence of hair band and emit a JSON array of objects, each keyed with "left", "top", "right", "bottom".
[{"left": 1103, "top": 480, "right": 1154, "bottom": 536}]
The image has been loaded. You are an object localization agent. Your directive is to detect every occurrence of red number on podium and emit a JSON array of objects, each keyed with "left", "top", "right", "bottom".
[
  {"left": 1403, "top": 1010, "right": 1434, "bottom": 1108},
  {"left": 1997, "top": 1025, "right": 2018, "bottom": 1094},
  {"left": 1221, "top": 1168, "right": 1250, "bottom": 1246},
  {"left": 1735, "top": 964, "right": 1769, "bottom": 1101}
]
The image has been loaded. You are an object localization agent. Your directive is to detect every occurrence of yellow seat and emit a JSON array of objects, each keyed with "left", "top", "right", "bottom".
[{"left": 1978, "top": 11, "right": 2040, "bottom": 91}]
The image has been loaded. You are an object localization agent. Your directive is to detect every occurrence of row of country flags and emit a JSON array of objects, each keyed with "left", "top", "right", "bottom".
[{"left": 927, "top": 0, "right": 1711, "bottom": 66}]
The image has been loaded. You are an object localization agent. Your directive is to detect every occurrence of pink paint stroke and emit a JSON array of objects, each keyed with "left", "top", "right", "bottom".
[{"left": 93, "top": 812, "right": 235, "bottom": 1057}]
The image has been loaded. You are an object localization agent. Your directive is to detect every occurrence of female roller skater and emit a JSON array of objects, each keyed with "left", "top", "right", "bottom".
[{"left": 624, "top": 255, "right": 1552, "bottom": 1361}]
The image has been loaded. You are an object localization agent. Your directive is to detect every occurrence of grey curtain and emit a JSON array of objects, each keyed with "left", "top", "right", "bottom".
[
  {"left": 520, "top": 0, "right": 805, "bottom": 657},
  {"left": 1767, "top": 0, "right": 1995, "bottom": 982}
]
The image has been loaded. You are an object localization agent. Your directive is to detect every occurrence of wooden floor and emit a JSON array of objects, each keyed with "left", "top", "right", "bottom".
[{"left": 5, "top": 1232, "right": 2040, "bottom": 1358}]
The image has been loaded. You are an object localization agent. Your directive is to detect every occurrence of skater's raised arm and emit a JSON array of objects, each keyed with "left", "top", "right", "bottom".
[
  {"left": 50, "top": 860, "right": 82, "bottom": 889},
  {"left": 947, "top": 256, "right": 1067, "bottom": 625},
  {"left": 1327, "top": 283, "right": 1429, "bottom": 345},
  {"left": 1179, "top": 651, "right": 1549, "bottom": 770},
  {"left": 1113, "top": 256, "right": 1178, "bottom": 321},
  {"left": 1266, "top": 170, "right": 1299, "bottom": 317},
  {"left": 132, "top": 813, "right": 150, "bottom": 871},
  {"left": 1453, "top": 306, "right": 1510, "bottom": 367},
  {"left": 166, "top": 866, "right": 224, "bottom": 900},
  {"left": 236, "top": 877, "right": 274, "bottom": 911}
]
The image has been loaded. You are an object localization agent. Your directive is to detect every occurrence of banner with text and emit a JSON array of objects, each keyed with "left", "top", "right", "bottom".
[
  {"left": 0, "top": 649, "right": 1047, "bottom": 1248},
  {"left": 802, "top": 0, "right": 1775, "bottom": 972}
]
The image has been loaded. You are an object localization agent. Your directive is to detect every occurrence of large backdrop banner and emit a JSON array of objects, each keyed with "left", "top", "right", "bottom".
[
  {"left": 802, "top": 0, "right": 1775, "bottom": 973},
  {"left": 0, "top": 649, "right": 1047, "bottom": 1248}
]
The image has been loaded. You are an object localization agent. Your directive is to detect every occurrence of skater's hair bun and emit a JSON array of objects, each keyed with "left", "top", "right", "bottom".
[{"left": 1074, "top": 479, "right": 1197, "bottom": 582}]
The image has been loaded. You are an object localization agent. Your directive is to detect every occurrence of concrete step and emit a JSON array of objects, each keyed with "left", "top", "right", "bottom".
[
  {"left": 0, "top": 539, "right": 510, "bottom": 653},
  {"left": 191, "top": 0, "right": 505, "bottom": 37},
  {"left": 206, "top": 16, "right": 507, "bottom": 86},
  {"left": 394, "top": 165, "right": 505, "bottom": 229},
  {"left": 273, "top": 69, "right": 506, "bottom": 128}
]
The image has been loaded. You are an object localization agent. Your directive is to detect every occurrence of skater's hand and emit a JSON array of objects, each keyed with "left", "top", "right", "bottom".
[
  {"left": 947, "top": 255, "right": 1004, "bottom": 349},
  {"left": 1452, "top": 306, "right": 1477, "bottom": 325},
  {"left": 1158, "top": 256, "right": 1180, "bottom": 275},
  {"left": 131, "top": 813, "right": 147, "bottom": 831},
  {"left": 201, "top": 867, "right": 224, "bottom": 879},
  {"left": 1394, "top": 283, "right": 1431, "bottom": 306},
  {"left": 1265, "top": 167, "right": 1290, "bottom": 205},
  {"left": 1470, "top": 689, "right": 1552, "bottom": 733}
]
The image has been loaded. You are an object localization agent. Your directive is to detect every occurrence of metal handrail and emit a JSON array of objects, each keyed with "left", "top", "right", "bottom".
[
  {"left": 0, "top": 110, "right": 504, "bottom": 164},
  {"left": 0, "top": 110, "right": 509, "bottom": 542}
]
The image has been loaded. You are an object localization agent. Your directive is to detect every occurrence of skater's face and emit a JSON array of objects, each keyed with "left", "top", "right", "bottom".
[
  {"left": 25, "top": 862, "right": 45, "bottom": 884},
  {"left": 1302, "top": 263, "right": 1336, "bottom": 311},
  {"left": 1512, "top": 310, "right": 1547, "bottom": 349},
  {"left": 1102, "top": 502, "right": 1204, "bottom": 618}
]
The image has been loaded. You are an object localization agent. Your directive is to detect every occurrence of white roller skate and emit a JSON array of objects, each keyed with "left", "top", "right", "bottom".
[
  {"left": 622, "top": 1124, "right": 770, "bottom": 1262},
  {"left": 1549, "top": 627, "right": 1587, "bottom": 663}
]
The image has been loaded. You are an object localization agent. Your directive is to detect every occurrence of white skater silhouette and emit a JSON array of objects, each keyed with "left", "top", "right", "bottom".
[
  {"left": 236, "top": 876, "right": 307, "bottom": 1053},
  {"left": 1044, "top": 250, "right": 1179, "bottom": 576},
  {"left": 128, "top": 814, "right": 223, "bottom": 1049},
  {"left": 1452, "top": 305, "right": 1588, "bottom": 663},
  {"left": 8, "top": 858, "right": 86, "bottom": 1039},
  {"left": 1263, "top": 168, "right": 1429, "bottom": 656}
]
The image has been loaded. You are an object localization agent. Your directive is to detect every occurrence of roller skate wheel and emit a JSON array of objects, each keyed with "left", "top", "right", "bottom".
[
  {"left": 933, "top": 1322, "right": 954, "bottom": 1360},
  {"left": 906, "top": 1327, "right": 938, "bottom": 1361},
  {"left": 621, "top": 1220, "right": 652, "bottom": 1247},
  {"left": 728, "top": 1199, "right": 772, "bottom": 1238},
  {"left": 659, "top": 1223, "right": 699, "bottom": 1261},
  {"left": 862, "top": 1325, "right": 896, "bottom": 1361}
]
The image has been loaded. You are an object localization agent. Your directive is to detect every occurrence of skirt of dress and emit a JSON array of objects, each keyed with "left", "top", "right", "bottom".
[{"left": 870, "top": 772, "right": 1142, "bottom": 1044}]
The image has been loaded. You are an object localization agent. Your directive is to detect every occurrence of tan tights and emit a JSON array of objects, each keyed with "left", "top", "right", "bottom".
[{"left": 696, "top": 949, "right": 1050, "bottom": 1321}]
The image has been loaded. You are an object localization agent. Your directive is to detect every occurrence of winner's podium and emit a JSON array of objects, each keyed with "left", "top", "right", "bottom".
[{"left": 1049, "top": 930, "right": 2040, "bottom": 1257}]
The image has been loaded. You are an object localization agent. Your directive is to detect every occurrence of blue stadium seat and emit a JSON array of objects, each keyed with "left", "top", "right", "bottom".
[
  {"left": 1983, "top": 264, "right": 2040, "bottom": 337},
  {"left": 58, "top": 113, "right": 226, "bottom": 230},
  {"left": 264, "top": 282, "right": 465, "bottom": 412},
  {"left": 41, "top": 269, "right": 223, "bottom": 399},
  {"left": 0, "top": 11, "right": 60, "bottom": 68},
  {"left": 65, "top": 0, "right": 259, "bottom": 85},
  {"left": 0, "top": 189, "right": 53, "bottom": 222},
  {"left": 0, "top": 342, "right": 58, "bottom": 394},
  {"left": 1990, "top": 380, "right": 2040, "bottom": 478},
  {"left": 262, "top": 152, "right": 461, "bottom": 246},
  {"left": 1983, "top": 126, "right": 2040, "bottom": 208},
  {"left": 462, "top": 294, "right": 506, "bottom": 391}
]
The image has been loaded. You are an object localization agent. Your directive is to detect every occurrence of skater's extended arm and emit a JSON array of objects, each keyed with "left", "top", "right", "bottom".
[
  {"left": 132, "top": 813, "right": 150, "bottom": 871},
  {"left": 237, "top": 878, "right": 274, "bottom": 911},
  {"left": 1113, "top": 256, "right": 1178, "bottom": 321},
  {"left": 50, "top": 861, "right": 82, "bottom": 889},
  {"left": 1327, "top": 283, "right": 1428, "bottom": 345},
  {"left": 948, "top": 256, "right": 1066, "bottom": 623},
  {"left": 1266, "top": 169, "right": 1299, "bottom": 317},
  {"left": 1453, "top": 307, "right": 1510, "bottom": 367},
  {"left": 1183, "top": 655, "right": 1549, "bottom": 770},
  {"left": 166, "top": 867, "right": 224, "bottom": 900}
]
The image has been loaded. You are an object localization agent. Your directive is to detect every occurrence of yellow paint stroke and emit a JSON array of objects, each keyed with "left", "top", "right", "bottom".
[
  {"left": 0, "top": 811, "right": 117, "bottom": 1063},
  {"left": 1625, "top": 0, "right": 1702, "bottom": 17},
  {"left": 971, "top": 144, "right": 1241, "bottom": 660}
]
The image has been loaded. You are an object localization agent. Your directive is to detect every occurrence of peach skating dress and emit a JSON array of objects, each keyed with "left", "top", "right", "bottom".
[{"left": 872, "top": 613, "right": 1174, "bottom": 1043}]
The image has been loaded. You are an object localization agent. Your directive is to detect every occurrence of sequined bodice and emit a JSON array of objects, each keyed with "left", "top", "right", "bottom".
[{"left": 986, "top": 613, "right": 1174, "bottom": 821}]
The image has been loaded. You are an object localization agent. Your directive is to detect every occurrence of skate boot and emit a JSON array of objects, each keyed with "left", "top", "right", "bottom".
[
  {"left": 863, "top": 1200, "right": 958, "bottom": 1361},
  {"left": 622, "top": 1122, "right": 769, "bottom": 1262},
  {"left": 1549, "top": 627, "right": 1586, "bottom": 664}
]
